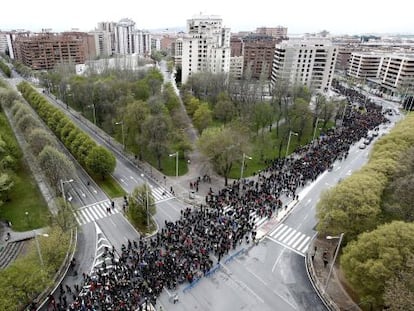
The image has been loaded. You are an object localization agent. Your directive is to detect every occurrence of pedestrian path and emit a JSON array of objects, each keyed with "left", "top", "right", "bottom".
[
  {"left": 74, "top": 200, "right": 118, "bottom": 226},
  {"left": 266, "top": 223, "right": 311, "bottom": 256}
]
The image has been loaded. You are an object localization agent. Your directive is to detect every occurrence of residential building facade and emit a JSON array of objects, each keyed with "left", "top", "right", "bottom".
[
  {"left": 242, "top": 34, "right": 277, "bottom": 79},
  {"left": 348, "top": 52, "right": 382, "bottom": 79},
  {"left": 12, "top": 31, "right": 96, "bottom": 70},
  {"left": 180, "top": 14, "right": 231, "bottom": 84},
  {"left": 271, "top": 38, "right": 337, "bottom": 91}
]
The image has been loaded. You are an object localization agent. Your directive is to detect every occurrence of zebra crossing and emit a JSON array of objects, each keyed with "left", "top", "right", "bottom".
[
  {"left": 74, "top": 186, "right": 174, "bottom": 226},
  {"left": 149, "top": 184, "right": 174, "bottom": 203},
  {"left": 74, "top": 200, "right": 117, "bottom": 226},
  {"left": 267, "top": 224, "right": 311, "bottom": 256}
]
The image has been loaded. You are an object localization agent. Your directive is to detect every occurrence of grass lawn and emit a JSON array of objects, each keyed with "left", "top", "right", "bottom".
[
  {"left": 144, "top": 153, "right": 189, "bottom": 177},
  {"left": 94, "top": 174, "right": 126, "bottom": 198},
  {"left": 0, "top": 113, "right": 49, "bottom": 231},
  {"left": 228, "top": 121, "right": 334, "bottom": 179}
]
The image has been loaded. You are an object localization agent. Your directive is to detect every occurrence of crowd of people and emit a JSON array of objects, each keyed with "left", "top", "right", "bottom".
[{"left": 47, "top": 84, "right": 389, "bottom": 311}]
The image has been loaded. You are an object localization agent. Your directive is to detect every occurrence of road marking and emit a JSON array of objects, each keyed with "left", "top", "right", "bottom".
[
  {"left": 267, "top": 236, "right": 306, "bottom": 257},
  {"left": 119, "top": 178, "right": 127, "bottom": 185},
  {"left": 235, "top": 259, "right": 268, "bottom": 286},
  {"left": 271, "top": 248, "right": 285, "bottom": 273},
  {"left": 220, "top": 264, "right": 264, "bottom": 303},
  {"left": 303, "top": 214, "right": 309, "bottom": 221},
  {"left": 306, "top": 198, "right": 312, "bottom": 204},
  {"left": 335, "top": 166, "right": 341, "bottom": 171}
]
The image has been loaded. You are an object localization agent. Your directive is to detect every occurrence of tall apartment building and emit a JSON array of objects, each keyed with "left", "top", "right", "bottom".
[
  {"left": 180, "top": 14, "right": 231, "bottom": 84},
  {"left": 271, "top": 38, "right": 337, "bottom": 91},
  {"left": 13, "top": 31, "right": 96, "bottom": 70},
  {"left": 256, "top": 26, "right": 288, "bottom": 39},
  {"left": 348, "top": 52, "right": 382, "bottom": 79},
  {"left": 114, "top": 18, "right": 136, "bottom": 54},
  {"left": 243, "top": 34, "right": 277, "bottom": 79},
  {"left": 378, "top": 54, "right": 414, "bottom": 95},
  {"left": 114, "top": 18, "right": 151, "bottom": 56}
]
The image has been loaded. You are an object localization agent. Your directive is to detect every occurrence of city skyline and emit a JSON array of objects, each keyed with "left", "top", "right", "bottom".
[{"left": 1, "top": 0, "right": 413, "bottom": 35}]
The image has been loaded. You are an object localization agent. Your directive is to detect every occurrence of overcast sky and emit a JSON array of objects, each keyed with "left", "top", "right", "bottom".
[{"left": 1, "top": 0, "right": 413, "bottom": 35}]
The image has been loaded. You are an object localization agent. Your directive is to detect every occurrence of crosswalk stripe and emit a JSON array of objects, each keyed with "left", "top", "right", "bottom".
[
  {"left": 273, "top": 225, "right": 289, "bottom": 239},
  {"left": 278, "top": 227, "right": 293, "bottom": 241},
  {"left": 291, "top": 233, "right": 306, "bottom": 248},
  {"left": 266, "top": 223, "right": 311, "bottom": 256},
  {"left": 297, "top": 236, "right": 310, "bottom": 253},
  {"left": 75, "top": 200, "right": 121, "bottom": 226},
  {"left": 286, "top": 231, "right": 302, "bottom": 246},
  {"left": 83, "top": 209, "right": 94, "bottom": 222},
  {"left": 283, "top": 229, "right": 299, "bottom": 244},
  {"left": 93, "top": 204, "right": 105, "bottom": 218}
]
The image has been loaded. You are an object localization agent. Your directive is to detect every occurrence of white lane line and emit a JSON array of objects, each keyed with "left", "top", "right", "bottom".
[
  {"left": 119, "top": 178, "right": 127, "bottom": 185},
  {"left": 235, "top": 259, "right": 268, "bottom": 286},
  {"left": 267, "top": 236, "right": 306, "bottom": 257},
  {"left": 306, "top": 198, "right": 312, "bottom": 204},
  {"left": 272, "top": 248, "right": 285, "bottom": 273},
  {"left": 220, "top": 264, "right": 265, "bottom": 303},
  {"left": 109, "top": 219, "right": 117, "bottom": 227}
]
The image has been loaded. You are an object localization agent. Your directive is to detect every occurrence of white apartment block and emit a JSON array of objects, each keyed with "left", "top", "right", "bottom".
[
  {"left": 90, "top": 30, "right": 113, "bottom": 57},
  {"left": 271, "top": 38, "right": 337, "bottom": 91},
  {"left": 113, "top": 18, "right": 151, "bottom": 56},
  {"left": 181, "top": 14, "right": 231, "bottom": 84},
  {"left": 173, "top": 37, "right": 183, "bottom": 66},
  {"left": 0, "top": 32, "right": 8, "bottom": 54},
  {"left": 115, "top": 18, "right": 136, "bottom": 54},
  {"left": 348, "top": 52, "right": 382, "bottom": 79},
  {"left": 230, "top": 56, "right": 244, "bottom": 79},
  {"left": 378, "top": 54, "right": 414, "bottom": 95}
]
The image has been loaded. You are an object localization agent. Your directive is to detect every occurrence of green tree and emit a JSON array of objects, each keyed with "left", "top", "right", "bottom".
[
  {"left": 193, "top": 102, "right": 212, "bottom": 133},
  {"left": 141, "top": 114, "right": 171, "bottom": 170},
  {"left": 316, "top": 171, "right": 385, "bottom": 241},
  {"left": 38, "top": 146, "right": 75, "bottom": 194},
  {"left": 16, "top": 114, "right": 40, "bottom": 136},
  {"left": 198, "top": 123, "right": 250, "bottom": 186},
  {"left": 127, "top": 184, "right": 156, "bottom": 229},
  {"left": 383, "top": 255, "right": 414, "bottom": 311},
  {"left": 122, "top": 99, "right": 150, "bottom": 157},
  {"left": 85, "top": 146, "right": 116, "bottom": 180},
  {"left": 341, "top": 221, "right": 414, "bottom": 309},
  {"left": 51, "top": 198, "right": 77, "bottom": 232},
  {"left": 213, "top": 96, "right": 236, "bottom": 124},
  {"left": 145, "top": 68, "right": 164, "bottom": 96},
  {"left": 132, "top": 79, "right": 150, "bottom": 101},
  {"left": 0, "top": 173, "right": 14, "bottom": 203},
  {"left": 28, "top": 128, "right": 56, "bottom": 156}
]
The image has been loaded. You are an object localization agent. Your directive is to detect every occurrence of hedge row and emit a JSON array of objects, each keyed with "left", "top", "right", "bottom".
[
  {"left": 17, "top": 81, "right": 115, "bottom": 179},
  {"left": 0, "top": 60, "right": 11, "bottom": 78}
]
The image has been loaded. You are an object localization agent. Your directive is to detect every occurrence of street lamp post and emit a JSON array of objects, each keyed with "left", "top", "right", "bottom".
[
  {"left": 34, "top": 231, "right": 49, "bottom": 267},
  {"left": 169, "top": 151, "right": 179, "bottom": 178},
  {"left": 324, "top": 233, "right": 345, "bottom": 291},
  {"left": 60, "top": 179, "right": 74, "bottom": 205},
  {"left": 286, "top": 131, "right": 298, "bottom": 158},
  {"left": 313, "top": 118, "right": 325, "bottom": 142},
  {"left": 115, "top": 121, "right": 125, "bottom": 150},
  {"left": 240, "top": 153, "right": 252, "bottom": 180},
  {"left": 140, "top": 174, "right": 150, "bottom": 228}
]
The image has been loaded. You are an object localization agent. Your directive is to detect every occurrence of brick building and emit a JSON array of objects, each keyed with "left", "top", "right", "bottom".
[{"left": 13, "top": 31, "right": 96, "bottom": 70}]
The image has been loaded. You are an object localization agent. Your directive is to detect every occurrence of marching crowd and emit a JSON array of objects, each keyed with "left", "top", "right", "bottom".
[{"left": 46, "top": 84, "right": 389, "bottom": 311}]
